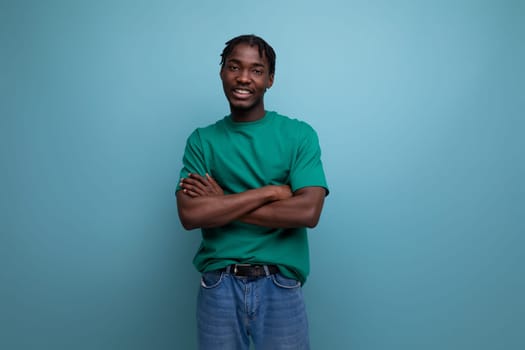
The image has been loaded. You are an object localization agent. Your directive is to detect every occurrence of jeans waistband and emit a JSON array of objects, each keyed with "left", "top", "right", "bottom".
[{"left": 223, "top": 264, "right": 279, "bottom": 277}]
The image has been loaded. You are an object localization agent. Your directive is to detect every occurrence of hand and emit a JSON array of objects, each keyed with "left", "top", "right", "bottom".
[
  {"left": 180, "top": 173, "right": 224, "bottom": 197},
  {"left": 269, "top": 185, "right": 293, "bottom": 201}
]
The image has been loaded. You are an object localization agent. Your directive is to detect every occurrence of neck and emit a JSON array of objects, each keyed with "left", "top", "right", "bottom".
[{"left": 230, "top": 104, "right": 266, "bottom": 122}]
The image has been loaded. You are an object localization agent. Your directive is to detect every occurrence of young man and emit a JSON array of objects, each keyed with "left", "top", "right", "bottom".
[{"left": 176, "top": 34, "right": 329, "bottom": 350}]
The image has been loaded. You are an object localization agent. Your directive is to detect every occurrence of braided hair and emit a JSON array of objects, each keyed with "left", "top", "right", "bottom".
[{"left": 220, "top": 34, "right": 276, "bottom": 75}]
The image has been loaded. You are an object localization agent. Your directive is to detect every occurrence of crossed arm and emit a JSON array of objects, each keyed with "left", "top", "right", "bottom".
[{"left": 176, "top": 173, "right": 326, "bottom": 230}]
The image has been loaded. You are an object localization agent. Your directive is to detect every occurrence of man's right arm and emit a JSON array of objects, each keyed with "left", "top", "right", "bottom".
[{"left": 176, "top": 183, "right": 292, "bottom": 230}]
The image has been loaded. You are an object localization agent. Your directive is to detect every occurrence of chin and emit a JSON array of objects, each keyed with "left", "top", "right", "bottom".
[
  {"left": 231, "top": 97, "right": 264, "bottom": 110},
  {"left": 232, "top": 103, "right": 255, "bottom": 110},
  {"left": 228, "top": 100, "right": 256, "bottom": 110}
]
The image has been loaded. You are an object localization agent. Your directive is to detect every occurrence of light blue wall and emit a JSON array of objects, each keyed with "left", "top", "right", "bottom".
[{"left": 2, "top": 0, "right": 523, "bottom": 349}]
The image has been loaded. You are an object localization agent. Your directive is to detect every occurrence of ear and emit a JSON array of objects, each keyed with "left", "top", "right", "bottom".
[{"left": 267, "top": 73, "right": 274, "bottom": 89}]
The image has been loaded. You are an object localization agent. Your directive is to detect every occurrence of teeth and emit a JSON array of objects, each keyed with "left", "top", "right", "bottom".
[{"left": 234, "top": 89, "right": 250, "bottom": 94}]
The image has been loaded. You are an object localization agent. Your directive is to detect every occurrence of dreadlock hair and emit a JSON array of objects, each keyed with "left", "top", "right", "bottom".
[{"left": 220, "top": 34, "right": 276, "bottom": 75}]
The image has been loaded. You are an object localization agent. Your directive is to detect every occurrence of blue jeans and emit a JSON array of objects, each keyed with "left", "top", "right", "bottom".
[{"left": 197, "top": 268, "right": 310, "bottom": 350}]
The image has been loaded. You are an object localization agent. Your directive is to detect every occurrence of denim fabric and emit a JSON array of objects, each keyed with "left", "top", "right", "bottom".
[{"left": 197, "top": 270, "right": 310, "bottom": 350}]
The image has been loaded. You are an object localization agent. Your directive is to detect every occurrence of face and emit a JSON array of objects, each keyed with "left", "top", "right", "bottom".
[{"left": 220, "top": 43, "right": 274, "bottom": 117}]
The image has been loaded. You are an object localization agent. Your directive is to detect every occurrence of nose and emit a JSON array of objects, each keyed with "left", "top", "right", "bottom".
[{"left": 236, "top": 69, "right": 250, "bottom": 83}]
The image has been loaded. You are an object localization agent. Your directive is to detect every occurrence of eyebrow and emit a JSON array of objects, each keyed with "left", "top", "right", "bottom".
[{"left": 227, "top": 58, "right": 266, "bottom": 68}]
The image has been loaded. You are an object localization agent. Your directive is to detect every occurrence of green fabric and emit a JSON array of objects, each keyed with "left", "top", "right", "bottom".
[{"left": 177, "top": 111, "right": 328, "bottom": 284}]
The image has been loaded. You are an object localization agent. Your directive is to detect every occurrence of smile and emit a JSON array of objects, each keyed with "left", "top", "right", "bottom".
[{"left": 233, "top": 88, "right": 252, "bottom": 94}]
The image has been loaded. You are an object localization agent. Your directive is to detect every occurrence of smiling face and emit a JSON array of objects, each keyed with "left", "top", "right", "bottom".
[{"left": 220, "top": 43, "right": 274, "bottom": 122}]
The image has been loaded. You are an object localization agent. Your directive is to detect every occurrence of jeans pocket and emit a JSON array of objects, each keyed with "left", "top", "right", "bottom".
[
  {"left": 200, "top": 271, "right": 224, "bottom": 289},
  {"left": 271, "top": 273, "right": 301, "bottom": 289}
]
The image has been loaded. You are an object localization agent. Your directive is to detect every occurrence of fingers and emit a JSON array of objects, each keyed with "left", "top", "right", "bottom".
[
  {"left": 180, "top": 181, "right": 206, "bottom": 196},
  {"left": 180, "top": 173, "right": 223, "bottom": 197},
  {"left": 189, "top": 172, "right": 208, "bottom": 183},
  {"left": 206, "top": 173, "right": 224, "bottom": 195},
  {"left": 180, "top": 174, "right": 207, "bottom": 195},
  {"left": 182, "top": 188, "right": 202, "bottom": 197},
  {"left": 181, "top": 177, "right": 208, "bottom": 189}
]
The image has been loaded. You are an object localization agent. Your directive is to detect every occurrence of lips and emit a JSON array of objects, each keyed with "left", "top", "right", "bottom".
[{"left": 232, "top": 87, "right": 253, "bottom": 99}]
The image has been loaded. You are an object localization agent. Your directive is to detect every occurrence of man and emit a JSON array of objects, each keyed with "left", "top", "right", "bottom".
[{"left": 176, "top": 34, "right": 329, "bottom": 350}]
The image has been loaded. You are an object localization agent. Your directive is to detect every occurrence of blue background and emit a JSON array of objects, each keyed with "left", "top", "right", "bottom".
[{"left": 2, "top": 0, "right": 524, "bottom": 349}]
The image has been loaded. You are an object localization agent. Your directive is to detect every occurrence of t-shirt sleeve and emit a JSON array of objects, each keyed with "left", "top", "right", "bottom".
[
  {"left": 176, "top": 129, "right": 207, "bottom": 193},
  {"left": 289, "top": 123, "right": 329, "bottom": 195}
]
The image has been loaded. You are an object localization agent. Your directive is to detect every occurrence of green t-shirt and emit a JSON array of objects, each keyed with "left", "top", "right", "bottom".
[{"left": 177, "top": 111, "right": 328, "bottom": 284}]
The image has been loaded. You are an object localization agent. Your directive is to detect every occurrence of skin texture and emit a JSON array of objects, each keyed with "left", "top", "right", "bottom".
[
  {"left": 177, "top": 43, "right": 325, "bottom": 230},
  {"left": 178, "top": 174, "right": 325, "bottom": 229},
  {"left": 177, "top": 175, "right": 293, "bottom": 230}
]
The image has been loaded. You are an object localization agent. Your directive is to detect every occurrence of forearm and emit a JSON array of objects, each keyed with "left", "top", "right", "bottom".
[
  {"left": 240, "top": 187, "right": 326, "bottom": 228},
  {"left": 177, "top": 186, "right": 283, "bottom": 230}
]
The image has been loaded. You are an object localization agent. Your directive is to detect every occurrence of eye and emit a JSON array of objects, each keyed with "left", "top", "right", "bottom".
[
  {"left": 228, "top": 65, "right": 239, "bottom": 71},
  {"left": 252, "top": 69, "right": 263, "bottom": 75}
]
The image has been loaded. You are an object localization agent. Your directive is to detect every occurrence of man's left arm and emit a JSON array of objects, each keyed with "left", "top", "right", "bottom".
[
  {"left": 239, "top": 186, "right": 326, "bottom": 228},
  {"left": 180, "top": 173, "right": 326, "bottom": 229}
]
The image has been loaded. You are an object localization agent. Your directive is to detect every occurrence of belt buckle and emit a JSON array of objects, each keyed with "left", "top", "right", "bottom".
[{"left": 233, "top": 263, "right": 252, "bottom": 275}]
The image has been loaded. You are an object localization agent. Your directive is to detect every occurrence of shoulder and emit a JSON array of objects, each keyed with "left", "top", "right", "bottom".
[
  {"left": 188, "top": 117, "right": 228, "bottom": 138},
  {"left": 270, "top": 113, "right": 322, "bottom": 152},
  {"left": 269, "top": 111, "right": 317, "bottom": 134}
]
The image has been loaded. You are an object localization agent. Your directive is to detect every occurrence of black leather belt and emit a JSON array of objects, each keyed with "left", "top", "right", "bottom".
[{"left": 224, "top": 264, "right": 279, "bottom": 277}]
